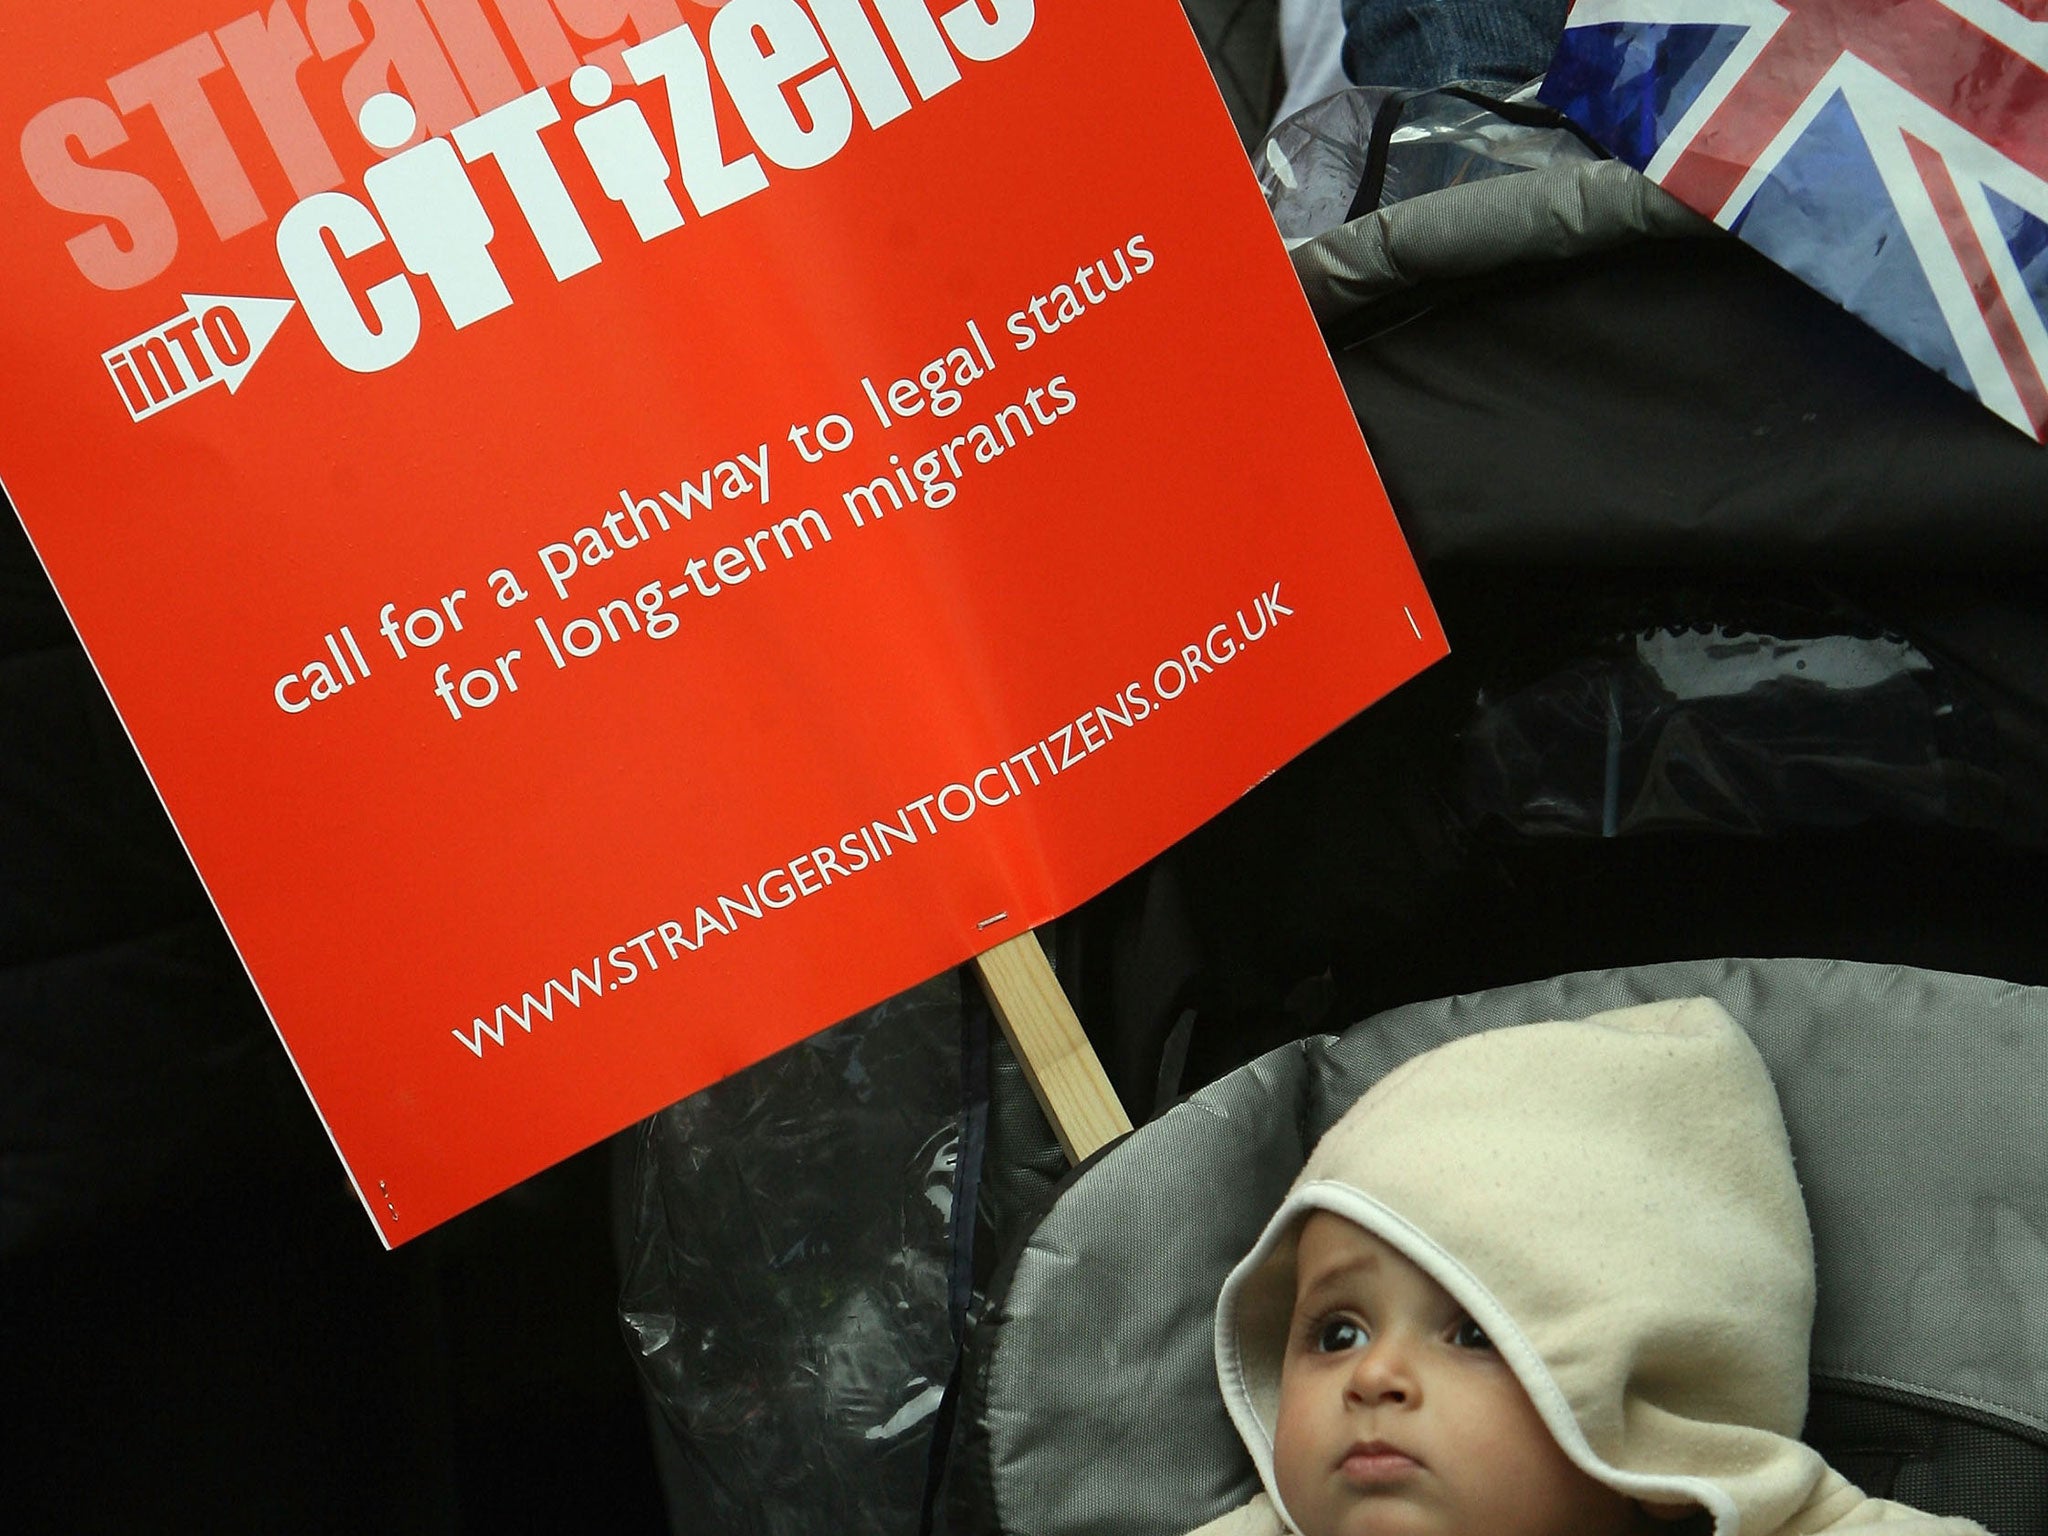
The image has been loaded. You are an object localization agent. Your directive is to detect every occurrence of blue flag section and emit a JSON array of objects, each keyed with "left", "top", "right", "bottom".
[{"left": 1542, "top": 21, "right": 1747, "bottom": 166}]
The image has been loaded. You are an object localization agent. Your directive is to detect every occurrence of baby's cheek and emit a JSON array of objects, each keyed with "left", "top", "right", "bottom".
[
  {"left": 1471, "top": 1383, "right": 1644, "bottom": 1536},
  {"left": 1269, "top": 1388, "right": 1333, "bottom": 1536}
]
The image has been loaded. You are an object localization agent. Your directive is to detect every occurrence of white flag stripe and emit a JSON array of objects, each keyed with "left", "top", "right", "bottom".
[
  {"left": 1960, "top": 171, "right": 2048, "bottom": 414},
  {"left": 1564, "top": 0, "right": 1786, "bottom": 30},
  {"left": 1935, "top": 0, "right": 2048, "bottom": 70},
  {"left": 1857, "top": 88, "right": 2033, "bottom": 429}
]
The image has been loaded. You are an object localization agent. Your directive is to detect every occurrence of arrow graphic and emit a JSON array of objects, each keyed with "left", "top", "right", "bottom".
[{"left": 102, "top": 293, "right": 298, "bottom": 422}]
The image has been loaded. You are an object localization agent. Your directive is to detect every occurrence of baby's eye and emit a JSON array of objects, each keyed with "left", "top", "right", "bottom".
[
  {"left": 1314, "top": 1317, "right": 1368, "bottom": 1353},
  {"left": 1451, "top": 1317, "right": 1494, "bottom": 1351}
]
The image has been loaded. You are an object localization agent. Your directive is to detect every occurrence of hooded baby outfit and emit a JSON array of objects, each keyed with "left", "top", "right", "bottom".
[{"left": 1191, "top": 997, "right": 1989, "bottom": 1536}]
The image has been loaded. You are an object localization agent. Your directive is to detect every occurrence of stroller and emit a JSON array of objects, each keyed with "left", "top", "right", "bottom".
[{"left": 622, "top": 4, "right": 2048, "bottom": 1532}]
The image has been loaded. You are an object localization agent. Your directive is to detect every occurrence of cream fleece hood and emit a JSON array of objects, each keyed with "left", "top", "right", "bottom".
[{"left": 1202, "top": 998, "right": 1988, "bottom": 1536}]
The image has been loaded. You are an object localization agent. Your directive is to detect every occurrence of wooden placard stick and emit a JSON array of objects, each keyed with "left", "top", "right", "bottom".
[{"left": 973, "top": 931, "right": 1133, "bottom": 1164}]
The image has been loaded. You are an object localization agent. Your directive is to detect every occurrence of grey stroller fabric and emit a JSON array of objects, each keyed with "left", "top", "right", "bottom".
[
  {"left": 941, "top": 958, "right": 2048, "bottom": 1536},
  {"left": 1287, "top": 154, "right": 1703, "bottom": 325},
  {"left": 1259, "top": 85, "right": 1707, "bottom": 327}
]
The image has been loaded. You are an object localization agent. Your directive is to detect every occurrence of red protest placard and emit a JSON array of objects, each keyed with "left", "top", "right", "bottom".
[{"left": 0, "top": 0, "right": 1445, "bottom": 1244}]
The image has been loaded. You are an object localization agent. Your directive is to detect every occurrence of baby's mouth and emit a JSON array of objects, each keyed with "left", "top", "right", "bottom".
[{"left": 1338, "top": 1440, "right": 1424, "bottom": 1487}]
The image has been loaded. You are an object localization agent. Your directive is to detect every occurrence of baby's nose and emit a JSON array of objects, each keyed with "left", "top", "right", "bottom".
[{"left": 1345, "top": 1338, "right": 1418, "bottom": 1404}]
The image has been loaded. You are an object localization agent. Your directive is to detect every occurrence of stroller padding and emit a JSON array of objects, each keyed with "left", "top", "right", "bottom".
[{"left": 945, "top": 957, "right": 2048, "bottom": 1535}]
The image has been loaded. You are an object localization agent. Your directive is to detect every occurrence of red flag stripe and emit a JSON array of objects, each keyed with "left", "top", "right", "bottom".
[
  {"left": 1664, "top": 0, "right": 2048, "bottom": 215},
  {"left": 1904, "top": 131, "right": 2048, "bottom": 438}
]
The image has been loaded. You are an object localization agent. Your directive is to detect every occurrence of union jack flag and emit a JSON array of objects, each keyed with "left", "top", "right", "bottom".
[{"left": 1541, "top": 0, "right": 2048, "bottom": 440}]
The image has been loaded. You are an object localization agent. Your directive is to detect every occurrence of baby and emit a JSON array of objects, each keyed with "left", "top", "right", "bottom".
[{"left": 1188, "top": 997, "right": 1991, "bottom": 1536}]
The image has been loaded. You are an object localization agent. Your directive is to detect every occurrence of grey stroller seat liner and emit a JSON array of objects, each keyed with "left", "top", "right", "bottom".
[{"left": 937, "top": 957, "right": 2048, "bottom": 1536}]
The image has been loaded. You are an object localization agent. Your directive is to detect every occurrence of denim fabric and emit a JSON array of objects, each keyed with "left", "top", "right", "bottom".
[{"left": 1340, "top": 0, "right": 1570, "bottom": 90}]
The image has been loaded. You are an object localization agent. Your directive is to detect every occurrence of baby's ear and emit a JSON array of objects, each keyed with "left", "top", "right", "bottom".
[{"left": 1637, "top": 1501, "right": 1698, "bottom": 1523}]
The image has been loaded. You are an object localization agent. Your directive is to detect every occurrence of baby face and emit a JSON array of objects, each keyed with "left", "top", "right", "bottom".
[{"left": 1271, "top": 1213, "right": 1643, "bottom": 1536}]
